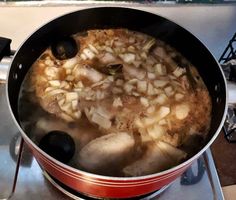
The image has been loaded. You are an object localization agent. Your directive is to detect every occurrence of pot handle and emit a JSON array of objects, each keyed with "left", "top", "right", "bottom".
[{"left": 0, "top": 37, "right": 13, "bottom": 83}]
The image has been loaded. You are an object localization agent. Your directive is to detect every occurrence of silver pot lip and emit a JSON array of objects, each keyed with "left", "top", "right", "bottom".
[{"left": 5, "top": 6, "right": 228, "bottom": 182}]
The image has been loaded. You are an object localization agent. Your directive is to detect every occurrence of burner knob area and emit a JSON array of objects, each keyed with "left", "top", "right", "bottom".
[{"left": 39, "top": 131, "right": 75, "bottom": 164}]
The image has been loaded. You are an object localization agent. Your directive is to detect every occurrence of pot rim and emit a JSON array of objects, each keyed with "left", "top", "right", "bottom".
[{"left": 6, "top": 6, "right": 228, "bottom": 181}]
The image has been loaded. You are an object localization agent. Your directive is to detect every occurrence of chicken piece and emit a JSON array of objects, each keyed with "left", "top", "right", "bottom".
[
  {"left": 123, "top": 141, "right": 186, "bottom": 176},
  {"left": 78, "top": 132, "right": 135, "bottom": 175}
]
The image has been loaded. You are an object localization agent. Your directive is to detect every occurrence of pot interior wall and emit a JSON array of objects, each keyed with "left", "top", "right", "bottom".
[{"left": 8, "top": 7, "right": 226, "bottom": 150}]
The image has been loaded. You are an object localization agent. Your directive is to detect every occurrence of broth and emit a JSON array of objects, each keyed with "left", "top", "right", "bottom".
[{"left": 18, "top": 29, "right": 212, "bottom": 177}]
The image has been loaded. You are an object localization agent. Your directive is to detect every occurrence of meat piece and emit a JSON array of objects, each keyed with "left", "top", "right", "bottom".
[
  {"left": 123, "top": 141, "right": 186, "bottom": 176},
  {"left": 78, "top": 132, "right": 135, "bottom": 174}
]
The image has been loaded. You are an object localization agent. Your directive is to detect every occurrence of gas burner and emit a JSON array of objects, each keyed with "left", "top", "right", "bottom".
[
  {"left": 43, "top": 171, "right": 170, "bottom": 200},
  {"left": 219, "top": 32, "right": 236, "bottom": 143}
]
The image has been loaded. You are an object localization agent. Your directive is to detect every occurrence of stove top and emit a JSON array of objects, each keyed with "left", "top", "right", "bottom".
[
  {"left": 1, "top": 6, "right": 236, "bottom": 199},
  {"left": 0, "top": 83, "right": 224, "bottom": 200}
]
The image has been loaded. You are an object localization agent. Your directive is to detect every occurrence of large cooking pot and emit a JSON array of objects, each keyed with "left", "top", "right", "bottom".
[{"left": 6, "top": 7, "right": 227, "bottom": 199}]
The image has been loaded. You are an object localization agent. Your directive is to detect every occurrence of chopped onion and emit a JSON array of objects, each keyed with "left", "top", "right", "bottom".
[
  {"left": 140, "top": 52, "right": 147, "bottom": 59},
  {"left": 58, "top": 98, "right": 65, "bottom": 107},
  {"left": 175, "top": 104, "right": 190, "bottom": 120},
  {"left": 60, "top": 81, "right": 70, "bottom": 89},
  {"left": 147, "top": 83, "right": 155, "bottom": 96},
  {"left": 71, "top": 100, "right": 78, "bottom": 110},
  {"left": 132, "top": 92, "right": 140, "bottom": 97},
  {"left": 44, "top": 67, "right": 59, "bottom": 78},
  {"left": 154, "top": 63, "right": 167, "bottom": 76},
  {"left": 91, "top": 113, "right": 112, "bottom": 129},
  {"left": 105, "top": 46, "right": 114, "bottom": 53},
  {"left": 44, "top": 59, "right": 54, "bottom": 66},
  {"left": 44, "top": 89, "right": 66, "bottom": 97},
  {"left": 65, "top": 92, "right": 78, "bottom": 102},
  {"left": 140, "top": 97, "right": 149, "bottom": 107},
  {"left": 66, "top": 69, "right": 72, "bottom": 75},
  {"left": 153, "top": 80, "right": 168, "bottom": 88},
  {"left": 83, "top": 48, "right": 95, "bottom": 59},
  {"left": 164, "top": 86, "right": 174, "bottom": 97},
  {"left": 120, "top": 53, "right": 136, "bottom": 63},
  {"left": 45, "top": 87, "right": 54, "bottom": 92},
  {"left": 74, "top": 81, "right": 84, "bottom": 88},
  {"left": 158, "top": 119, "right": 167, "bottom": 125},
  {"left": 147, "top": 124, "right": 165, "bottom": 140},
  {"left": 116, "top": 79, "right": 124, "bottom": 86},
  {"left": 175, "top": 93, "right": 184, "bottom": 101},
  {"left": 137, "top": 81, "right": 147, "bottom": 93},
  {"left": 173, "top": 67, "right": 186, "bottom": 77},
  {"left": 152, "top": 93, "right": 167, "bottom": 105},
  {"left": 127, "top": 46, "right": 136, "bottom": 53},
  {"left": 124, "top": 83, "right": 134, "bottom": 93},
  {"left": 142, "top": 38, "right": 156, "bottom": 51},
  {"left": 66, "top": 75, "right": 74, "bottom": 81},
  {"left": 157, "top": 106, "right": 170, "bottom": 120},
  {"left": 112, "top": 87, "right": 123, "bottom": 94},
  {"left": 60, "top": 113, "right": 74, "bottom": 122},
  {"left": 147, "top": 106, "right": 155, "bottom": 114},
  {"left": 80, "top": 53, "right": 87, "bottom": 60},
  {"left": 147, "top": 72, "right": 156, "bottom": 80},
  {"left": 100, "top": 52, "right": 116, "bottom": 64},
  {"left": 96, "top": 106, "right": 113, "bottom": 119},
  {"left": 59, "top": 102, "right": 72, "bottom": 113},
  {"left": 113, "top": 97, "right": 123, "bottom": 108},
  {"left": 63, "top": 58, "right": 78, "bottom": 69},
  {"left": 88, "top": 44, "right": 99, "bottom": 54},
  {"left": 73, "top": 111, "right": 82, "bottom": 119}
]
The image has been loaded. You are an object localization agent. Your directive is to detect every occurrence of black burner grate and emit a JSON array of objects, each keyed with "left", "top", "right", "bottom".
[{"left": 219, "top": 32, "right": 236, "bottom": 143}]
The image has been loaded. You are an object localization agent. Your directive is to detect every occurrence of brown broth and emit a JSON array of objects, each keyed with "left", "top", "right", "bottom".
[{"left": 18, "top": 29, "right": 212, "bottom": 177}]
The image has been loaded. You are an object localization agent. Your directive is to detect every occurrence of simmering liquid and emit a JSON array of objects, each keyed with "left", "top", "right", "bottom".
[{"left": 18, "top": 29, "right": 212, "bottom": 177}]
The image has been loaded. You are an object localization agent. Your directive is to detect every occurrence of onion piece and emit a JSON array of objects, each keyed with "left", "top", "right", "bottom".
[
  {"left": 137, "top": 80, "right": 147, "bottom": 93},
  {"left": 154, "top": 63, "right": 167, "bottom": 76},
  {"left": 71, "top": 100, "right": 78, "bottom": 110},
  {"left": 60, "top": 113, "right": 74, "bottom": 122},
  {"left": 120, "top": 53, "right": 136, "bottom": 64},
  {"left": 88, "top": 44, "right": 99, "bottom": 54},
  {"left": 91, "top": 112, "right": 112, "bottom": 129},
  {"left": 112, "top": 87, "right": 123, "bottom": 94},
  {"left": 96, "top": 107, "right": 113, "bottom": 119},
  {"left": 124, "top": 83, "right": 134, "bottom": 94},
  {"left": 153, "top": 80, "right": 168, "bottom": 88},
  {"left": 63, "top": 58, "right": 78, "bottom": 69},
  {"left": 164, "top": 86, "right": 174, "bottom": 97},
  {"left": 44, "top": 66, "right": 59, "bottom": 78},
  {"left": 175, "top": 93, "right": 184, "bottom": 101},
  {"left": 140, "top": 97, "right": 149, "bottom": 107},
  {"left": 83, "top": 48, "right": 95, "bottom": 59},
  {"left": 175, "top": 103, "right": 190, "bottom": 120},
  {"left": 49, "top": 80, "right": 60, "bottom": 87},
  {"left": 173, "top": 67, "right": 186, "bottom": 77},
  {"left": 100, "top": 52, "right": 116, "bottom": 64},
  {"left": 147, "top": 124, "right": 165, "bottom": 140},
  {"left": 73, "top": 111, "right": 82, "bottom": 119},
  {"left": 152, "top": 93, "right": 168, "bottom": 105},
  {"left": 142, "top": 38, "right": 156, "bottom": 51},
  {"left": 65, "top": 92, "right": 78, "bottom": 102},
  {"left": 147, "top": 72, "right": 156, "bottom": 80},
  {"left": 43, "top": 89, "right": 66, "bottom": 98},
  {"left": 147, "top": 106, "right": 155, "bottom": 114},
  {"left": 113, "top": 97, "right": 123, "bottom": 108}
]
